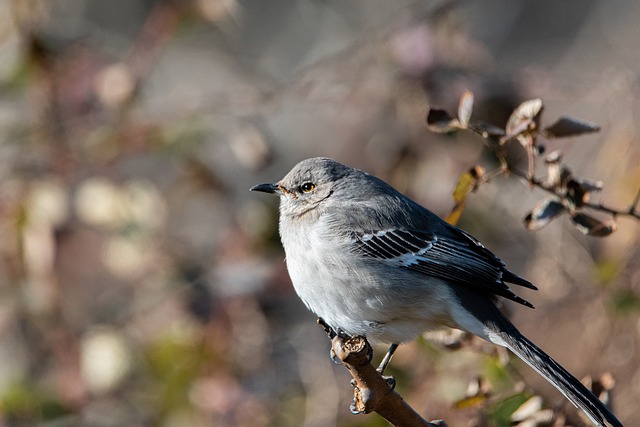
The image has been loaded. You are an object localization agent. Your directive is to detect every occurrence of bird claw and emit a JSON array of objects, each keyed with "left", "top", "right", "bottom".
[
  {"left": 317, "top": 318, "right": 350, "bottom": 340},
  {"left": 330, "top": 348, "right": 342, "bottom": 365},
  {"left": 380, "top": 374, "right": 396, "bottom": 391},
  {"left": 317, "top": 317, "right": 335, "bottom": 338}
]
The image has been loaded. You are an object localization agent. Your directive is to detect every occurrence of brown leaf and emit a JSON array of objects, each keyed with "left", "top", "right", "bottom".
[
  {"left": 425, "top": 108, "right": 456, "bottom": 133},
  {"left": 544, "top": 116, "right": 600, "bottom": 138},
  {"left": 502, "top": 99, "right": 544, "bottom": 147},
  {"left": 524, "top": 197, "right": 566, "bottom": 231},
  {"left": 544, "top": 150, "right": 563, "bottom": 187},
  {"left": 544, "top": 150, "right": 563, "bottom": 164},
  {"left": 572, "top": 176, "right": 604, "bottom": 193},
  {"left": 570, "top": 212, "right": 617, "bottom": 237},
  {"left": 505, "top": 98, "right": 544, "bottom": 137},
  {"left": 457, "top": 90, "right": 474, "bottom": 128},
  {"left": 566, "top": 177, "right": 603, "bottom": 207}
]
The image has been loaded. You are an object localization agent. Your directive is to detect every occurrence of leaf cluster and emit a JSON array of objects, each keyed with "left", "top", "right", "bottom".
[{"left": 426, "top": 92, "right": 640, "bottom": 236}]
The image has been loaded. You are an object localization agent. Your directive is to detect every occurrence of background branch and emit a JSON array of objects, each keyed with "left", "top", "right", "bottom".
[{"left": 427, "top": 92, "right": 640, "bottom": 232}]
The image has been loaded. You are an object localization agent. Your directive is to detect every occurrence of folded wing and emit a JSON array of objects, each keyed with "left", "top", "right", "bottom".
[{"left": 351, "top": 228, "right": 536, "bottom": 308}]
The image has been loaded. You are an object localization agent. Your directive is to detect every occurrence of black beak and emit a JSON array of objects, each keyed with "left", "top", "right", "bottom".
[{"left": 250, "top": 182, "right": 280, "bottom": 194}]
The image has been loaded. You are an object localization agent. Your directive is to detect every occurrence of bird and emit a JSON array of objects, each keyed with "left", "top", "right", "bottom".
[{"left": 251, "top": 157, "right": 622, "bottom": 427}]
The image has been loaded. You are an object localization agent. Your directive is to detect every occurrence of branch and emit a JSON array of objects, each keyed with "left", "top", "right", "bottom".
[
  {"left": 508, "top": 167, "right": 640, "bottom": 220},
  {"left": 426, "top": 93, "right": 640, "bottom": 235},
  {"left": 319, "top": 320, "right": 447, "bottom": 427}
]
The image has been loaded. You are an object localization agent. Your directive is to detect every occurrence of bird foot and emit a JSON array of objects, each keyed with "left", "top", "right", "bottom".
[{"left": 379, "top": 374, "right": 396, "bottom": 391}]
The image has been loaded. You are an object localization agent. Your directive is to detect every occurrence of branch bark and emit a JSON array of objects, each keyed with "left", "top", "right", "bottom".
[{"left": 324, "top": 325, "right": 447, "bottom": 427}]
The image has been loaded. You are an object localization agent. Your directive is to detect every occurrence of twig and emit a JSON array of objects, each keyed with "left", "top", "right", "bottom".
[
  {"left": 628, "top": 187, "right": 640, "bottom": 216},
  {"left": 584, "top": 200, "right": 640, "bottom": 220},
  {"left": 508, "top": 167, "right": 640, "bottom": 220}
]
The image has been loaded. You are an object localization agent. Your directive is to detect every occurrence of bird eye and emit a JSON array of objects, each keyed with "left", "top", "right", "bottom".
[{"left": 300, "top": 182, "right": 316, "bottom": 193}]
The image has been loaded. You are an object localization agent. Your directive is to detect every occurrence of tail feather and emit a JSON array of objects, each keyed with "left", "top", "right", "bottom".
[
  {"left": 496, "top": 324, "right": 622, "bottom": 427},
  {"left": 451, "top": 285, "right": 623, "bottom": 426}
]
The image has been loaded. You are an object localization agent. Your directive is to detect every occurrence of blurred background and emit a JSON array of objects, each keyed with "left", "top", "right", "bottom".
[{"left": 0, "top": 0, "right": 639, "bottom": 426}]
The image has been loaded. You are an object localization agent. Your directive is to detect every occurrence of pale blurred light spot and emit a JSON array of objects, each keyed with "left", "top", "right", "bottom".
[
  {"left": 389, "top": 23, "right": 435, "bottom": 76},
  {"left": 27, "top": 180, "right": 69, "bottom": 227},
  {"left": 196, "top": 0, "right": 239, "bottom": 23},
  {"left": 229, "top": 123, "right": 270, "bottom": 171},
  {"left": 95, "top": 63, "right": 136, "bottom": 108},
  {"left": 189, "top": 374, "right": 242, "bottom": 414},
  {"left": 211, "top": 258, "right": 271, "bottom": 297},
  {"left": 102, "top": 236, "right": 149, "bottom": 279},
  {"left": 23, "top": 181, "right": 69, "bottom": 313},
  {"left": 81, "top": 327, "right": 131, "bottom": 395},
  {"left": 75, "top": 177, "right": 127, "bottom": 227},
  {"left": 123, "top": 180, "right": 167, "bottom": 230}
]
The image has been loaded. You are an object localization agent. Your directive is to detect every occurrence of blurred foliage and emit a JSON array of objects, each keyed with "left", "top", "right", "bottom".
[
  {"left": 0, "top": 0, "right": 638, "bottom": 426},
  {"left": 0, "top": 381, "right": 70, "bottom": 423},
  {"left": 611, "top": 290, "right": 640, "bottom": 315}
]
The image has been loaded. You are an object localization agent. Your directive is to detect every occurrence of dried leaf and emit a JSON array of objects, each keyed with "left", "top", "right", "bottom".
[
  {"left": 566, "top": 177, "right": 604, "bottom": 207},
  {"left": 468, "top": 120, "right": 506, "bottom": 138},
  {"left": 570, "top": 212, "right": 617, "bottom": 237},
  {"left": 591, "top": 372, "right": 616, "bottom": 405},
  {"left": 505, "top": 98, "right": 544, "bottom": 138},
  {"left": 511, "top": 396, "right": 543, "bottom": 422},
  {"left": 572, "top": 176, "right": 604, "bottom": 193},
  {"left": 501, "top": 120, "right": 533, "bottom": 145},
  {"left": 524, "top": 197, "right": 566, "bottom": 230},
  {"left": 445, "top": 166, "right": 484, "bottom": 225},
  {"left": 458, "top": 90, "right": 474, "bottom": 128},
  {"left": 544, "top": 116, "right": 600, "bottom": 138},
  {"left": 426, "top": 108, "right": 455, "bottom": 133},
  {"left": 544, "top": 150, "right": 563, "bottom": 187},
  {"left": 544, "top": 150, "right": 562, "bottom": 164}
]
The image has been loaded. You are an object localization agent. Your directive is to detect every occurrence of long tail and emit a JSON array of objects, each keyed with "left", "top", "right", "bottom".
[
  {"left": 451, "top": 285, "right": 623, "bottom": 427},
  {"left": 489, "top": 319, "right": 623, "bottom": 427}
]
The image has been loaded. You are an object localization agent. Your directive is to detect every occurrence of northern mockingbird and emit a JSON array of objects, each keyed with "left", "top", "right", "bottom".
[{"left": 251, "top": 157, "right": 621, "bottom": 427}]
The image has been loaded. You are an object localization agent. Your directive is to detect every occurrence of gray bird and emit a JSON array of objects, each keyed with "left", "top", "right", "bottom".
[{"left": 251, "top": 157, "right": 622, "bottom": 427}]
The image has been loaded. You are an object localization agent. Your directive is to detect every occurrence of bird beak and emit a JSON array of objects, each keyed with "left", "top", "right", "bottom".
[{"left": 250, "top": 182, "right": 281, "bottom": 194}]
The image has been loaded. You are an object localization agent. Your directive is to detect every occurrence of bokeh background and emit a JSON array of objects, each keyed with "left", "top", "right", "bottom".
[{"left": 0, "top": 0, "right": 639, "bottom": 426}]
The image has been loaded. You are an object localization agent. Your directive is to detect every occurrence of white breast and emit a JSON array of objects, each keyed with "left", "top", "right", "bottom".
[{"left": 279, "top": 213, "right": 457, "bottom": 343}]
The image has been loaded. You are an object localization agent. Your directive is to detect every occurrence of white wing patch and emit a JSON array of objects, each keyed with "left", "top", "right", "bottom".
[{"left": 356, "top": 229, "right": 435, "bottom": 265}]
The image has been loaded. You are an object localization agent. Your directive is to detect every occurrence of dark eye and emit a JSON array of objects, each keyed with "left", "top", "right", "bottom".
[{"left": 300, "top": 182, "right": 316, "bottom": 193}]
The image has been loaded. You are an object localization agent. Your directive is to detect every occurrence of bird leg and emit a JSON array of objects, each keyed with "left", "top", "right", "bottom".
[
  {"left": 377, "top": 343, "right": 399, "bottom": 374},
  {"left": 377, "top": 343, "right": 399, "bottom": 389}
]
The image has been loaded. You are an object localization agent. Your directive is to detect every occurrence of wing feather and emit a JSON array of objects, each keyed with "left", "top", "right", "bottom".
[{"left": 352, "top": 228, "right": 536, "bottom": 308}]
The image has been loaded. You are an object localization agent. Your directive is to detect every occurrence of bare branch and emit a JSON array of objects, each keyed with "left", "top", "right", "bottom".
[
  {"left": 628, "top": 187, "right": 640, "bottom": 216},
  {"left": 318, "top": 320, "right": 447, "bottom": 427},
  {"left": 509, "top": 167, "right": 640, "bottom": 220},
  {"left": 331, "top": 335, "right": 447, "bottom": 427}
]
